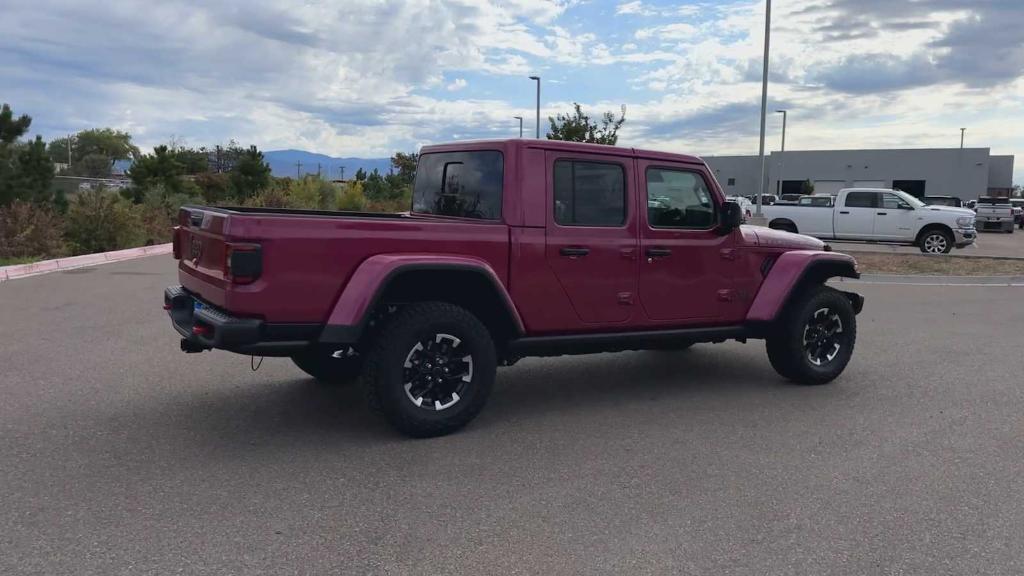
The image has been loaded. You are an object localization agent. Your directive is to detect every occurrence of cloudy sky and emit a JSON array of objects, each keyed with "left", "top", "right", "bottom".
[{"left": 2, "top": 0, "right": 1021, "bottom": 182}]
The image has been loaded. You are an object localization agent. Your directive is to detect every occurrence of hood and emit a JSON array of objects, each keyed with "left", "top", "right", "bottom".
[
  {"left": 743, "top": 225, "right": 825, "bottom": 251},
  {"left": 924, "top": 205, "right": 975, "bottom": 216}
]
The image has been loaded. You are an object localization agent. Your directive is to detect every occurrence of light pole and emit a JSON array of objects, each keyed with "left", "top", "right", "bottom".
[
  {"left": 514, "top": 116, "right": 523, "bottom": 138},
  {"left": 960, "top": 127, "right": 966, "bottom": 149},
  {"left": 528, "top": 76, "right": 541, "bottom": 138},
  {"left": 776, "top": 109, "right": 787, "bottom": 195},
  {"left": 754, "top": 0, "right": 772, "bottom": 219}
]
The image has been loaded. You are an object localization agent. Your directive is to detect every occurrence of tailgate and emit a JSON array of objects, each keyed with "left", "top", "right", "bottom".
[{"left": 174, "top": 207, "right": 234, "bottom": 307}]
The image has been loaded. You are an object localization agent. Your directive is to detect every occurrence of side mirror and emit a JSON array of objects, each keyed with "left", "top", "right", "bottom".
[{"left": 719, "top": 201, "right": 743, "bottom": 234}]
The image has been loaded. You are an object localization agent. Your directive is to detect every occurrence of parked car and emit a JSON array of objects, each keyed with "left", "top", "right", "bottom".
[
  {"left": 964, "top": 199, "right": 978, "bottom": 211},
  {"left": 762, "top": 188, "right": 976, "bottom": 254},
  {"left": 747, "top": 194, "right": 778, "bottom": 206},
  {"left": 922, "top": 196, "right": 963, "bottom": 208},
  {"left": 726, "top": 195, "right": 754, "bottom": 220},
  {"left": 975, "top": 197, "right": 1014, "bottom": 233},
  {"left": 164, "top": 139, "right": 864, "bottom": 437},
  {"left": 798, "top": 195, "right": 835, "bottom": 207},
  {"left": 1010, "top": 199, "right": 1024, "bottom": 230}
]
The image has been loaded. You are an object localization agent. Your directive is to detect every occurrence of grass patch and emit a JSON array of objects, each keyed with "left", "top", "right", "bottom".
[
  {"left": 853, "top": 252, "right": 1024, "bottom": 276},
  {"left": 0, "top": 256, "right": 42, "bottom": 267}
]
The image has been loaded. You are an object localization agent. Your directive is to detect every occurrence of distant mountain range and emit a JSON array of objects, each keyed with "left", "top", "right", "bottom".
[{"left": 263, "top": 150, "right": 392, "bottom": 179}]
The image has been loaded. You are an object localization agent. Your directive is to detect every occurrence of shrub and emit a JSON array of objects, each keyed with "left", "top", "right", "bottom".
[
  {"left": 64, "top": 188, "right": 142, "bottom": 255},
  {"left": 137, "top": 186, "right": 198, "bottom": 245},
  {"left": 0, "top": 200, "right": 66, "bottom": 259},
  {"left": 337, "top": 181, "right": 366, "bottom": 211}
]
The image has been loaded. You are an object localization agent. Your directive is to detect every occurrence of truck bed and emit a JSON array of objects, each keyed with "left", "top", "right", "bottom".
[{"left": 176, "top": 205, "right": 510, "bottom": 324}]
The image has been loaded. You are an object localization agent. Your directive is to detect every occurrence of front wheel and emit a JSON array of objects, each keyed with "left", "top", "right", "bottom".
[
  {"left": 766, "top": 286, "right": 857, "bottom": 385},
  {"left": 363, "top": 302, "right": 497, "bottom": 438},
  {"left": 919, "top": 229, "right": 953, "bottom": 254}
]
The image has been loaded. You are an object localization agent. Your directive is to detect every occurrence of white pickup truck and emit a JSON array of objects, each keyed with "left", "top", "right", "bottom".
[
  {"left": 974, "top": 197, "right": 1015, "bottom": 233},
  {"left": 762, "top": 188, "right": 977, "bottom": 254}
]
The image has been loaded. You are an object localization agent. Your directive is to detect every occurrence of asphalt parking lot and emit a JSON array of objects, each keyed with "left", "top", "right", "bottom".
[{"left": 3, "top": 256, "right": 1024, "bottom": 575}]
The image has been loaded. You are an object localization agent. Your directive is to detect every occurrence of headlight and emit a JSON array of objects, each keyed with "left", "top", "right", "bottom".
[{"left": 956, "top": 216, "right": 975, "bottom": 228}]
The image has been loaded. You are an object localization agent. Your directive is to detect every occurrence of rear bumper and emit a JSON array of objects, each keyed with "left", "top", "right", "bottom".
[{"left": 164, "top": 285, "right": 318, "bottom": 356}]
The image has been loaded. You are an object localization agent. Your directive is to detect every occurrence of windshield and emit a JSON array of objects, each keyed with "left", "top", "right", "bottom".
[{"left": 893, "top": 190, "right": 926, "bottom": 208}]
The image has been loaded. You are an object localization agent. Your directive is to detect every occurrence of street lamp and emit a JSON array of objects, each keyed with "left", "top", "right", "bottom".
[
  {"left": 776, "top": 109, "right": 787, "bottom": 195},
  {"left": 754, "top": 0, "right": 772, "bottom": 219},
  {"left": 514, "top": 116, "right": 523, "bottom": 138},
  {"left": 528, "top": 76, "right": 541, "bottom": 138}
]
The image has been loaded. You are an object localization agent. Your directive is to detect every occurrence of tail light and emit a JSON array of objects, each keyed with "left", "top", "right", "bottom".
[
  {"left": 172, "top": 226, "right": 182, "bottom": 260},
  {"left": 224, "top": 243, "right": 262, "bottom": 284}
]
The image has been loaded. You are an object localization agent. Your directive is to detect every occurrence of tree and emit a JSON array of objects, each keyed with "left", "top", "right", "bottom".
[
  {"left": 11, "top": 136, "right": 56, "bottom": 203},
  {"left": 390, "top": 152, "right": 418, "bottom": 185},
  {"left": 48, "top": 128, "right": 139, "bottom": 172},
  {"left": 363, "top": 169, "right": 389, "bottom": 201},
  {"left": 0, "top": 105, "right": 55, "bottom": 206},
  {"left": 0, "top": 103, "right": 32, "bottom": 144},
  {"left": 229, "top": 146, "right": 272, "bottom": 200},
  {"left": 354, "top": 167, "right": 367, "bottom": 181},
  {"left": 547, "top": 102, "right": 626, "bottom": 145},
  {"left": 128, "top": 145, "right": 186, "bottom": 198},
  {"left": 801, "top": 179, "right": 815, "bottom": 195},
  {"left": 64, "top": 189, "right": 142, "bottom": 255}
]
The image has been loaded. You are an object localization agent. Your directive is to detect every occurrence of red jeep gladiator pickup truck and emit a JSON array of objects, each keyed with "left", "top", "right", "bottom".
[{"left": 165, "top": 139, "right": 863, "bottom": 437}]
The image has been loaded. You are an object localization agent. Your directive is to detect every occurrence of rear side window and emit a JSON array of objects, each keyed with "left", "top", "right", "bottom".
[
  {"left": 413, "top": 151, "right": 503, "bottom": 219},
  {"left": 845, "top": 192, "right": 877, "bottom": 208},
  {"left": 553, "top": 160, "right": 626, "bottom": 226}
]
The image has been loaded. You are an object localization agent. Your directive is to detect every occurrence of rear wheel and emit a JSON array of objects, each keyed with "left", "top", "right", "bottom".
[
  {"left": 363, "top": 302, "right": 497, "bottom": 438},
  {"left": 765, "top": 285, "right": 856, "bottom": 385},
  {"left": 291, "top": 348, "right": 363, "bottom": 385},
  {"left": 919, "top": 229, "right": 953, "bottom": 254}
]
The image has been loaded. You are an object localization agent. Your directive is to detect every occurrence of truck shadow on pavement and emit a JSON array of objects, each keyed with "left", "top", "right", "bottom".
[{"left": 143, "top": 344, "right": 814, "bottom": 447}]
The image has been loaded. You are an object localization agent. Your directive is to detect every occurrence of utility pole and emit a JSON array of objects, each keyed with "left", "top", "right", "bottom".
[
  {"left": 754, "top": 0, "right": 772, "bottom": 221},
  {"left": 317, "top": 162, "right": 322, "bottom": 179},
  {"left": 339, "top": 166, "right": 345, "bottom": 181},
  {"left": 295, "top": 161, "right": 303, "bottom": 179},
  {"left": 960, "top": 127, "right": 966, "bottom": 149},
  {"left": 776, "top": 109, "right": 787, "bottom": 195},
  {"left": 528, "top": 76, "right": 541, "bottom": 138},
  {"left": 514, "top": 116, "right": 523, "bottom": 138},
  {"left": 67, "top": 134, "right": 72, "bottom": 167}
]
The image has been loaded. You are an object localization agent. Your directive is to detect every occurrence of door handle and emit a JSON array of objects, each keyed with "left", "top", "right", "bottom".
[
  {"left": 877, "top": 212, "right": 888, "bottom": 216},
  {"left": 839, "top": 211, "right": 850, "bottom": 214},
  {"left": 560, "top": 247, "right": 590, "bottom": 257},
  {"left": 646, "top": 247, "right": 672, "bottom": 258}
]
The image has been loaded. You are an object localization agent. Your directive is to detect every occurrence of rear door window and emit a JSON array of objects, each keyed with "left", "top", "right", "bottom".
[
  {"left": 553, "top": 160, "right": 626, "bottom": 227},
  {"left": 413, "top": 151, "right": 503, "bottom": 219},
  {"left": 844, "top": 192, "right": 877, "bottom": 208}
]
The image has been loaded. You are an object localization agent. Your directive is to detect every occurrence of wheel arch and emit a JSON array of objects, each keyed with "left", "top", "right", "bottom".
[
  {"left": 747, "top": 251, "right": 861, "bottom": 325},
  {"left": 914, "top": 222, "right": 954, "bottom": 246},
  {"left": 769, "top": 218, "right": 799, "bottom": 233},
  {"left": 320, "top": 255, "right": 524, "bottom": 346}
]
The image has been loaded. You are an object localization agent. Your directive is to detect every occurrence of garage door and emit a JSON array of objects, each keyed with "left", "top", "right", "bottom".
[
  {"left": 853, "top": 180, "right": 887, "bottom": 189},
  {"left": 813, "top": 180, "right": 846, "bottom": 196}
]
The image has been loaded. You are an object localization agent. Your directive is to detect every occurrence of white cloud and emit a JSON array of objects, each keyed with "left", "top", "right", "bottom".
[
  {"left": 447, "top": 78, "right": 468, "bottom": 91},
  {"left": 616, "top": 1, "right": 651, "bottom": 15}
]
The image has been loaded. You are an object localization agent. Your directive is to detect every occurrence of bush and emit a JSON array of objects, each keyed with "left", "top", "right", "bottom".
[
  {"left": 0, "top": 200, "right": 66, "bottom": 260},
  {"left": 137, "top": 186, "right": 197, "bottom": 245},
  {"left": 65, "top": 188, "right": 142, "bottom": 255},
  {"left": 337, "top": 181, "right": 366, "bottom": 211}
]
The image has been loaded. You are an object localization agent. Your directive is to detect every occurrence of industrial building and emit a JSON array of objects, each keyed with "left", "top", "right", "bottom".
[{"left": 704, "top": 148, "right": 1015, "bottom": 200}]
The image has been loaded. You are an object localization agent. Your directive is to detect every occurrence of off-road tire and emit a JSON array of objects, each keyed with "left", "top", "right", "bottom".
[
  {"left": 765, "top": 285, "right": 856, "bottom": 385},
  {"left": 291, "top": 348, "right": 363, "bottom": 385},
  {"left": 363, "top": 302, "right": 497, "bottom": 438}
]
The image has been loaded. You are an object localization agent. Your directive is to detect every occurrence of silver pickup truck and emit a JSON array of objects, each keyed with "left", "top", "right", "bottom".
[{"left": 975, "top": 197, "right": 1015, "bottom": 233}]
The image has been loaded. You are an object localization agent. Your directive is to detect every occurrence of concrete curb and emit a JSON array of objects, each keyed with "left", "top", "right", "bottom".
[
  {"left": 831, "top": 244, "right": 1024, "bottom": 261},
  {"left": 0, "top": 243, "right": 172, "bottom": 283}
]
